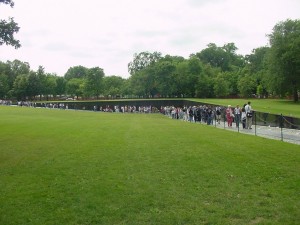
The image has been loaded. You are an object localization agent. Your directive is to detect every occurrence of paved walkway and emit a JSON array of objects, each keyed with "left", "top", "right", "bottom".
[{"left": 213, "top": 121, "right": 300, "bottom": 145}]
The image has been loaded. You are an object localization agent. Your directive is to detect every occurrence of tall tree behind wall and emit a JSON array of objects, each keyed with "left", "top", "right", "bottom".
[{"left": 267, "top": 19, "right": 300, "bottom": 102}]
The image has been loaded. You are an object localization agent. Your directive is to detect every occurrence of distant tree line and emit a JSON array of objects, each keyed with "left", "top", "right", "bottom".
[{"left": 0, "top": 19, "right": 299, "bottom": 101}]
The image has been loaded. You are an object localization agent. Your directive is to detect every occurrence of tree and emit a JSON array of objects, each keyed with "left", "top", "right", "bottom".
[
  {"left": 103, "top": 76, "right": 125, "bottom": 98},
  {"left": 66, "top": 78, "right": 83, "bottom": 99},
  {"left": 245, "top": 47, "right": 269, "bottom": 98},
  {"left": 237, "top": 75, "right": 257, "bottom": 98},
  {"left": 245, "top": 47, "right": 269, "bottom": 73},
  {"left": 84, "top": 67, "right": 104, "bottom": 98},
  {"left": 213, "top": 74, "right": 230, "bottom": 97},
  {"left": 128, "top": 51, "right": 162, "bottom": 75},
  {"left": 27, "top": 71, "right": 40, "bottom": 100},
  {"left": 194, "top": 43, "right": 244, "bottom": 72},
  {"left": 0, "top": 73, "right": 9, "bottom": 98},
  {"left": 6, "top": 59, "right": 30, "bottom": 90},
  {"left": 129, "top": 70, "right": 150, "bottom": 97},
  {"left": 43, "top": 75, "right": 57, "bottom": 100},
  {"left": 0, "top": 0, "right": 21, "bottom": 48},
  {"left": 13, "top": 74, "right": 28, "bottom": 100},
  {"left": 267, "top": 19, "right": 300, "bottom": 101},
  {"left": 195, "top": 43, "right": 230, "bottom": 71},
  {"left": 0, "top": 61, "right": 10, "bottom": 98},
  {"left": 55, "top": 76, "right": 66, "bottom": 97},
  {"left": 194, "top": 63, "right": 217, "bottom": 98},
  {"left": 64, "top": 65, "right": 88, "bottom": 80}
]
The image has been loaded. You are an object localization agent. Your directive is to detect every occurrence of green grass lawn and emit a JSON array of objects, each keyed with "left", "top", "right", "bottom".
[
  {"left": 192, "top": 98, "right": 300, "bottom": 118},
  {"left": 0, "top": 106, "right": 299, "bottom": 225}
]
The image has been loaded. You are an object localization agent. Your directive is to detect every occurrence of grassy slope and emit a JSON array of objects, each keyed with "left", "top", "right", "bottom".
[
  {"left": 192, "top": 98, "right": 300, "bottom": 118},
  {"left": 0, "top": 106, "right": 299, "bottom": 225}
]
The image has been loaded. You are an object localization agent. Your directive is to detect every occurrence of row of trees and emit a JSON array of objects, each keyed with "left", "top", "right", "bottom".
[
  {"left": 127, "top": 19, "right": 300, "bottom": 102},
  {"left": 0, "top": 62, "right": 130, "bottom": 100},
  {"left": 0, "top": 0, "right": 299, "bottom": 102}
]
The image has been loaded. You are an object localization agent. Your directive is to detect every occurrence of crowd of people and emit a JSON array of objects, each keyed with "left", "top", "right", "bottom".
[
  {"left": 0, "top": 100, "right": 13, "bottom": 105},
  {"left": 162, "top": 101, "right": 254, "bottom": 129},
  {"left": 2, "top": 99, "right": 254, "bottom": 129},
  {"left": 224, "top": 101, "right": 253, "bottom": 129},
  {"left": 95, "top": 105, "right": 159, "bottom": 113},
  {"left": 161, "top": 105, "right": 215, "bottom": 125}
]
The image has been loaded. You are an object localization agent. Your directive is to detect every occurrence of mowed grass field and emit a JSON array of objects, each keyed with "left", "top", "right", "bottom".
[
  {"left": 0, "top": 106, "right": 299, "bottom": 225},
  {"left": 193, "top": 99, "right": 300, "bottom": 118}
]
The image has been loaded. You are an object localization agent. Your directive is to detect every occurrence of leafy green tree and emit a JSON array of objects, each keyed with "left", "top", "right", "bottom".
[
  {"left": 245, "top": 47, "right": 269, "bottom": 73},
  {"left": 194, "top": 43, "right": 244, "bottom": 72},
  {"left": 237, "top": 75, "right": 257, "bottom": 98},
  {"left": 223, "top": 43, "right": 245, "bottom": 69},
  {"left": 66, "top": 78, "right": 83, "bottom": 99},
  {"left": 43, "top": 75, "right": 57, "bottom": 100},
  {"left": 129, "top": 70, "right": 149, "bottom": 97},
  {"left": 154, "top": 60, "right": 176, "bottom": 97},
  {"left": 84, "top": 67, "right": 104, "bottom": 98},
  {"left": 0, "top": 0, "right": 21, "bottom": 48},
  {"left": 195, "top": 43, "right": 230, "bottom": 71},
  {"left": 256, "top": 84, "right": 264, "bottom": 98},
  {"left": 213, "top": 74, "right": 230, "bottom": 97},
  {"left": 34, "top": 66, "right": 47, "bottom": 100},
  {"left": 266, "top": 19, "right": 300, "bottom": 101},
  {"left": 128, "top": 51, "right": 162, "bottom": 75},
  {"left": 0, "top": 73, "right": 9, "bottom": 98},
  {"left": 194, "top": 64, "right": 217, "bottom": 98},
  {"left": 64, "top": 65, "right": 88, "bottom": 80},
  {"left": 223, "top": 71, "right": 239, "bottom": 96},
  {"left": 6, "top": 60, "right": 30, "bottom": 90},
  {"left": 172, "top": 60, "right": 190, "bottom": 97},
  {"left": 245, "top": 47, "right": 269, "bottom": 98},
  {"left": 0, "top": 61, "right": 10, "bottom": 98},
  {"left": 55, "top": 76, "right": 66, "bottom": 97},
  {"left": 120, "top": 79, "right": 132, "bottom": 98},
  {"left": 103, "top": 76, "right": 125, "bottom": 98},
  {"left": 13, "top": 74, "right": 28, "bottom": 100},
  {"left": 154, "top": 55, "right": 185, "bottom": 97},
  {"left": 27, "top": 71, "right": 40, "bottom": 100}
]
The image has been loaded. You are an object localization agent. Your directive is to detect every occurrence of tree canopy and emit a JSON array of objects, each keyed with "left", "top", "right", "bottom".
[
  {"left": 266, "top": 19, "right": 300, "bottom": 101},
  {"left": 0, "top": 0, "right": 21, "bottom": 48}
]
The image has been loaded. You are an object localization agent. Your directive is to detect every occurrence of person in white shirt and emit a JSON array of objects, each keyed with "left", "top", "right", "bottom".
[{"left": 244, "top": 101, "right": 253, "bottom": 129}]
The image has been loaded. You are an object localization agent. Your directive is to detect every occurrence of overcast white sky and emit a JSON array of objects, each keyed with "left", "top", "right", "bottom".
[{"left": 0, "top": 0, "right": 299, "bottom": 78}]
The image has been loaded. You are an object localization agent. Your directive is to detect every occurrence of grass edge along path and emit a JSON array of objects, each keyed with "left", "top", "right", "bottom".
[{"left": 0, "top": 106, "right": 299, "bottom": 225}]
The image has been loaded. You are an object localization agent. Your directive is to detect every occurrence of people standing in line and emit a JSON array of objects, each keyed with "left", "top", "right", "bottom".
[
  {"left": 206, "top": 106, "right": 213, "bottom": 125},
  {"left": 194, "top": 106, "right": 201, "bottom": 123},
  {"left": 216, "top": 106, "right": 221, "bottom": 124},
  {"left": 226, "top": 105, "right": 233, "bottom": 127},
  {"left": 234, "top": 105, "right": 241, "bottom": 128},
  {"left": 245, "top": 101, "right": 253, "bottom": 129},
  {"left": 241, "top": 106, "right": 246, "bottom": 129},
  {"left": 182, "top": 106, "right": 188, "bottom": 121},
  {"left": 188, "top": 106, "right": 194, "bottom": 122}
]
